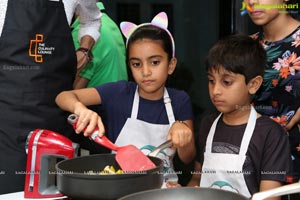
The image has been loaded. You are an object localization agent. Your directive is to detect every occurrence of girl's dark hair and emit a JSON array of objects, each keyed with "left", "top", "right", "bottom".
[
  {"left": 205, "top": 34, "right": 266, "bottom": 83},
  {"left": 126, "top": 25, "right": 173, "bottom": 61}
]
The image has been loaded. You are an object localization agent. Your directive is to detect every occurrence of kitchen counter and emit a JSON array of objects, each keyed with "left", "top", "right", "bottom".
[{"left": 0, "top": 191, "right": 67, "bottom": 200}]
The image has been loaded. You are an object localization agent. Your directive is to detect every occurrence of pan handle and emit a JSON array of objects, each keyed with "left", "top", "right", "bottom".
[{"left": 251, "top": 182, "right": 300, "bottom": 200}]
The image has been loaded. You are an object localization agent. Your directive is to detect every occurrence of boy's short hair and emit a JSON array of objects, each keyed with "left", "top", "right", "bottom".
[{"left": 205, "top": 34, "right": 266, "bottom": 83}]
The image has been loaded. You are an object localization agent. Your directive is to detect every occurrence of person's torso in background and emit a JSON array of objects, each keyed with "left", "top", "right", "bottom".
[{"left": 71, "top": 2, "right": 128, "bottom": 88}]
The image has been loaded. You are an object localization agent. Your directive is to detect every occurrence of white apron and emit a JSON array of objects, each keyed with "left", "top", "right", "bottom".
[
  {"left": 115, "top": 87, "right": 177, "bottom": 187},
  {"left": 200, "top": 106, "right": 257, "bottom": 198}
]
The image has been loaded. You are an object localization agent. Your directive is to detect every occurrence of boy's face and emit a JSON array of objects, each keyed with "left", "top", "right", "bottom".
[
  {"left": 128, "top": 38, "right": 176, "bottom": 100},
  {"left": 245, "top": 0, "right": 287, "bottom": 26},
  {"left": 207, "top": 67, "right": 254, "bottom": 114}
]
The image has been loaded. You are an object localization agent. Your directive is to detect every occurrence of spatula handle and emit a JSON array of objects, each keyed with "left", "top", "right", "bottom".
[
  {"left": 67, "top": 114, "right": 119, "bottom": 151},
  {"left": 91, "top": 132, "right": 119, "bottom": 151}
]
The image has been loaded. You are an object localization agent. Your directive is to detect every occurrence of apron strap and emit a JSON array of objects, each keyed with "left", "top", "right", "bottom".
[
  {"left": 131, "top": 87, "right": 139, "bottom": 119},
  {"left": 205, "top": 113, "right": 222, "bottom": 153},
  {"left": 131, "top": 87, "right": 175, "bottom": 124},
  {"left": 164, "top": 88, "right": 175, "bottom": 124},
  {"left": 239, "top": 106, "right": 256, "bottom": 155},
  {"left": 205, "top": 106, "right": 257, "bottom": 155}
]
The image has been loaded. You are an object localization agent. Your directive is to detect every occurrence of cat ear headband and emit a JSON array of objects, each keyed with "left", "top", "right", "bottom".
[{"left": 120, "top": 12, "right": 175, "bottom": 57}]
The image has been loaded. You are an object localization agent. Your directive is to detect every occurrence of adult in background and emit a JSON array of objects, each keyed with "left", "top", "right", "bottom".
[
  {"left": 72, "top": 2, "right": 128, "bottom": 89},
  {"left": 0, "top": 0, "right": 100, "bottom": 194},
  {"left": 65, "top": 0, "right": 102, "bottom": 70},
  {"left": 71, "top": 2, "right": 128, "bottom": 154}
]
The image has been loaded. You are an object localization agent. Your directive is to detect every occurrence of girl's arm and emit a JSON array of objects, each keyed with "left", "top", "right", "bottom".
[
  {"left": 168, "top": 120, "right": 196, "bottom": 164},
  {"left": 55, "top": 88, "right": 105, "bottom": 136}
]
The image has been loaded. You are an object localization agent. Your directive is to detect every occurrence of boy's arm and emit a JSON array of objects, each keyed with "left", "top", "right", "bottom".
[
  {"left": 187, "top": 161, "right": 201, "bottom": 187},
  {"left": 258, "top": 120, "right": 291, "bottom": 200},
  {"left": 259, "top": 180, "right": 282, "bottom": 200}
]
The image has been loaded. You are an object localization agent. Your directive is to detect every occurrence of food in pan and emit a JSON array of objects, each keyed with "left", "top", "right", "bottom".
[
  {"left": 87, "top": 165, "right": 124, "bottom": 175},
  {"left": 101, "top": 165, "right": 124, "bottom": 174}
]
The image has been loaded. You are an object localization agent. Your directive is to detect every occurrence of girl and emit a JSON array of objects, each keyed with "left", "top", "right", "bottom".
[{"left": 55, "top": 12, "right": 196, "bottom": 186}]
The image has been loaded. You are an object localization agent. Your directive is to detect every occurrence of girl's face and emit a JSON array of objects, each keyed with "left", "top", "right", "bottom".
[
  {"left": 245, "top": 0, "right": 287, "bottom": 26},
  {"left": 207, "top": 67, "right": 255, "bottom": 115},
  {"left": 128, "top": 38, "right": 176, "bottom": 100}
]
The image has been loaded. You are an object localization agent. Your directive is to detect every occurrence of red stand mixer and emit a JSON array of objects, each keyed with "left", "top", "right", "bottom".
[{"left": 24, "top": 129, "right": 78, "bottom": 198}]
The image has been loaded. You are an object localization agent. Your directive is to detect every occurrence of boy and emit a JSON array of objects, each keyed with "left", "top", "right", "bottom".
[{"left": 188, "top": 34, "right": 291, "bottom": 199}]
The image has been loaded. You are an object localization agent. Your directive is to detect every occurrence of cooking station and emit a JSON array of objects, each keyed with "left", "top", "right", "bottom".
[
  {"left": 0, "top": 192, "right": 67, "bottom": 200},
  {"left": 0, "top": 128, "right": 299, "bottom": 199},
  {"left": 0, "top": 128, "right": 165, "bottom": 200}
]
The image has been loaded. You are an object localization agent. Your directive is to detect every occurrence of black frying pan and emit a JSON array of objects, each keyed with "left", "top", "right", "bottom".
[
  {"left": 55, "top": 154, "right": 164, "bottom": 200},
  {"left": 118, "top": 187, "right": 247, "bottom": 200},
  {"left": 118, "top": 183, "right": 300, "bottom": 200}
]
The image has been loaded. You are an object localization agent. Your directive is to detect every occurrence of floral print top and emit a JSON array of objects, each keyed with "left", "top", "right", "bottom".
[{"left": 252, "top": 26, "right": 300, "bottom": 127}]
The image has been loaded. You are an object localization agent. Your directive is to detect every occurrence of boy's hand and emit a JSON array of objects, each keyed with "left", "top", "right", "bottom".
[{"left": 166, "top": 181, "right": 182, "bottom": 188}]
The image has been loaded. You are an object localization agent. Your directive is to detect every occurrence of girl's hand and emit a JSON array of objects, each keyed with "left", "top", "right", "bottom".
[
  {"left": 167, "top": 120, "right": 196, "bottom": 164},
  {"left": 73, "top": 105, "right": 105, "bottom": 137},
  {"left": 167, "top": 121, "right": 193, "bottom": 148},
  {"left": 55, "top": 89, "right": 103, "bottom": 137}
]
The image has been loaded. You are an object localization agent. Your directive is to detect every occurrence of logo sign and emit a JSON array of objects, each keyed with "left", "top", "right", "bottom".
[
  {"left": 240, "top": 1, "right": 254, "bottom": 16},
  {"left": 240, "top": 0, "right": 299, "bottom": 16},
  {"left": 29, "top": 34, "right": 55, "bottom": 63}
]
